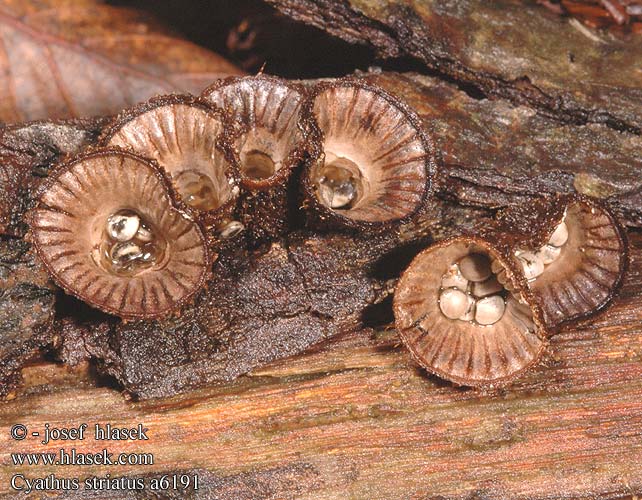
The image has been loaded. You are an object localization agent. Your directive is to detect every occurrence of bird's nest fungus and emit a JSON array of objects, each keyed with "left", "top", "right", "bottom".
[{"left": 25, "top": 75, "right": 629, "bottom": 389}]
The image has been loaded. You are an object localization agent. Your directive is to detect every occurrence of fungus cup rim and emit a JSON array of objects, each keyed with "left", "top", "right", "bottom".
[
  {"left": 490, "top": 193, "right": 629, "bottom": 332},
  {"left": 393, "top": 234, "right": 548, "bottom": 388},
  {"left": 99, "top": 93, "right": 242, "bottom": 225},
  {"left": 202, "top": 74, "right": 312, "bottom": 192},
  {"left": 29, "top": 147, "right": 212, "bottom": 320},
  {"left": 300, "top": 77, "right": 438, "bottom": 232}
]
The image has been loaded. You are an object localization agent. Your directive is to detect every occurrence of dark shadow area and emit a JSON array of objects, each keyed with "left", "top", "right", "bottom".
[
  {"left": 107, "top": 0, "right": 492, "bottom": 100},
  {"left": 108, "top": 0, "right": 376, "bottom": 78},
  {"left": 87, "top": 361, "right": 126, "bottom": 393},
  {"left": 371, "top": 238, "right": 432, "bottom": 281},
  {"left": 362, "top": 295, "right": 394, "bottom": 327},
  {"left": 53, "top": 289, "right": 112, "bottom": 324}
]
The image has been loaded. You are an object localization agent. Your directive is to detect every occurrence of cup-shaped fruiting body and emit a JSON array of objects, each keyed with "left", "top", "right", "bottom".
[
  {"left": 100, "top": 95, "right": 240, "bottom": 233},
  {"left": 498, "top": 195, "right": 628, "bottom": 330},
  {"left": 29, "top": 149, "right": 210, "bottom": 320},
  {"left": 393, "top": 236, "right": 546, "bottom": 387},
  {"left": 202, "top": 75, "right": 308, "bottom": 245},
  {"left": 301, "top": 78, "right": 436, "bottom": 232}
]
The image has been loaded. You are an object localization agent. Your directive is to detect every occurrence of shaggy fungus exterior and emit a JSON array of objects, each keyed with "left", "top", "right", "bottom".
[
  {"left": 29, "top": 149, "right": 210, "bottom": 320},
  {"left": 496, "top": 194, "right": 628, "bottom": 330},
  {"left": 394, "top": 236, "right": 546, "bottom": 387},
  {"left": 101, "top": 95, "right": 240, "bottom": 234},
  {"left": 302, "top": 79, "right": 436, "bottom": 231},
  {"left": 202, "top": 75, "right": 308, "bottom": 245}
]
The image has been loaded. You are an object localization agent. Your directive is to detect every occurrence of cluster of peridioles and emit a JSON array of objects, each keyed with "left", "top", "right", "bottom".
[
  {"left": 102, "top": 210, "right": 164, "bottom": 275},
  {"left": 438, "top": 253, "right": 506, "bottom": 326},
  {"left": 510, "top": 220, "right": 568, "bottom": 281},
  {"left": 394, "top": 194, "right": 627, "bottom": 388}
]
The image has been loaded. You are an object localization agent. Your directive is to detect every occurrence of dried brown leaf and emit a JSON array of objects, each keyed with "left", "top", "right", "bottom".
[{"left": 0, "top": 0, "right": 243, "bottom": 122}]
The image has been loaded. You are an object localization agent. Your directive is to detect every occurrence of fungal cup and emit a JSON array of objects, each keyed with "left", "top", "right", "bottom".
[
  {"left": 203, "top": 76, "right": 306, "bottom": 188},
  {"left": 203, "top": 75, "right": 308, "bottom": 244},
  {"left": 101, "top": 95, "right": 240, "bottom": 228},
  {"left": 394, "top": 236, "right": 546, "bottom": 387},
  {"left": 29, "top": 150, "right": 210, "bottom": 320},
  {"left": 302, "top": 79, "right": 436, "bottom": 231},
  {"left": 496, "top": 195, "right": 627, "bottom": 330}
]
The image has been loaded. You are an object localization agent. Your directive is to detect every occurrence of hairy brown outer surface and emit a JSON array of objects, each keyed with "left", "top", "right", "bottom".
[
  {"left": 267, "top": 0, "right": 642, "bottom": 133},
  {"left": 1, "top": 232, "right": 641, "bottom": 498}
]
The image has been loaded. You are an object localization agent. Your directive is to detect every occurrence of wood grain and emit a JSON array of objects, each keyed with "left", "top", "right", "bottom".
[
  {"left": 0, "top": 1, "right": 640, "bottom": 494},
  {"left": 267, "top": 0, "right": 642, "bottom": 133}
]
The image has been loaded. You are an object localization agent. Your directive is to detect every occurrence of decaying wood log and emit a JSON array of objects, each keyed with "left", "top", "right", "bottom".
[
  {"left": 0, "top": 237, "right": 55, "bottom": 397},
  {"left": 0, "top": 231, "right": 641, "bottom": 499},
  {"left": 56, "top": 231, "right": 402, "bottom": 399},
  {"left": 2, "top": 67, "right": 642, "bottom": 400},
  {"left": 365, "top": 72, "right": 642, "bottom": 227},
  {"left": 267, "top": 0, "right": 642, "bottom": 133},
  {"left": 2, "top": 3, "right": 642, "bottom": 488}
]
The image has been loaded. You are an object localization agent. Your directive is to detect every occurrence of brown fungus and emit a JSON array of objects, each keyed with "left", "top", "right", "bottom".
[
  {"left": 301, "top": 79, "right": 436, "bottom": 231},
  {"left": 202, "top": 75, "right": 308, "bottom": 245},
  {"left": 100, "top": 95, "right": 240, "bottom": 233},
  {"left": 29, "top": 149, "right": 210, "bottom": 320},
  {"left": 394, "top": 236, "right": 546, "bottom": 387},
  {"left": 494, "top": 194, "right": 628, "bottom": 331}
]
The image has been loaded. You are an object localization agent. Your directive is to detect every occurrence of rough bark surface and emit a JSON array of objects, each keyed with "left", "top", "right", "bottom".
[
  {"left": 0, "top": 120, "right": 101, "bottom": 236},
  {"left": 267, "top": 0, "right": 642, "bottom": 133},
  {"left": 2, "top": 68, "right": 642, "bottom": 399},
  {"left": 367, "top": 71, "right": 642, "bottom": 228},
  {"left": 57, "top": 231, "right": 398, "bottom": 399},
  {"left": 0, "top": 237, "right": 55, "bottom": 398}
]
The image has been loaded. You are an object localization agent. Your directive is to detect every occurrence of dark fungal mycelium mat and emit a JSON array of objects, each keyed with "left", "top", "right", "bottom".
[{"left": 0, "top": 72, "right": 631, "bottom": 399}]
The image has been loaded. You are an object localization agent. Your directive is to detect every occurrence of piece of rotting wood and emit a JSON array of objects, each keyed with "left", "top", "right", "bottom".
[{"left": 0, "top": 232, "right": 641, "bottom": 499}]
